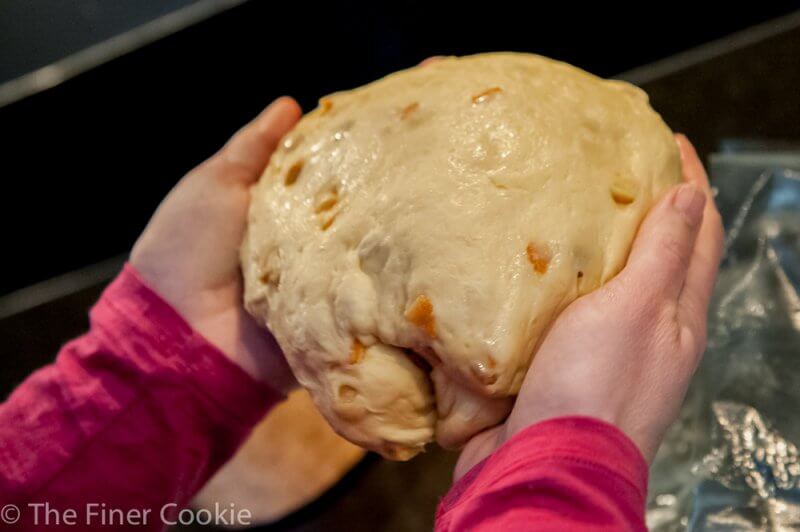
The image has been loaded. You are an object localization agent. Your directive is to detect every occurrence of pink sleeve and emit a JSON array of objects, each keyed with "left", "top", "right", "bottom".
[
  {"left": 435, "top": 417, "right": 649, "bottom": 532},
  {"left": 0, "top": 264, "right": 283, "bottom": 529}
]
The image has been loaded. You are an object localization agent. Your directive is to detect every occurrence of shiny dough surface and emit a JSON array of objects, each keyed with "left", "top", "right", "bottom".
[{"left": 242, "top": 52, "right": 681, "bottom": 459}]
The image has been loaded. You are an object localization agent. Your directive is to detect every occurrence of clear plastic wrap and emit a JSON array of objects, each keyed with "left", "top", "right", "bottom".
[{"left": 647, "top": 150, "right": 800, "bottom": 531}]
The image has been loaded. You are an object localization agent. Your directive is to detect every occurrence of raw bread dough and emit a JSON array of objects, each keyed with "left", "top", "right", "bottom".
[{"left": 242, "top": 53, "right": 681, "bottom": 459}]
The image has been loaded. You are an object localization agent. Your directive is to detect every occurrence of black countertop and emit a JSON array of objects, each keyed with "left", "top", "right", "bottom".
[{"left": 1, "top": 11, "right": 799, "bottom": 532}]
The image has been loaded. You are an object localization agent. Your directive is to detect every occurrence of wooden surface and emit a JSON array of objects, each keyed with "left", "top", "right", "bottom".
[{"left": 193, "top": 390, "right": 365, "bottom": 526}]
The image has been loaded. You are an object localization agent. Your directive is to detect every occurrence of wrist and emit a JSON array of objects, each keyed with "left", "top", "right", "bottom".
[
  {"left": 225, "top": 349, "right": 297, "bottom": 395},
  {"left": 504, "top": 401, "right": 658, "bottom": 464},
  {"left": 126, "top": 261, "right": 296, "bottom": 395},
  {"left": 95, "top": 265, "right": 283, "bottom": 421},
  {"left": 191, "top": 308, "right": 298, "bottom": 396}
]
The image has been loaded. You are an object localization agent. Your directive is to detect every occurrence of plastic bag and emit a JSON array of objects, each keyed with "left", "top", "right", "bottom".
[{"left": 647, "top": 149, "right": 800, "bottom": 531}]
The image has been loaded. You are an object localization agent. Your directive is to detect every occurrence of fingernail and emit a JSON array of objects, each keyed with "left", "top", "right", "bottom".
[{"left": 673, "top": 184, "right": 705, "bottom": 225}]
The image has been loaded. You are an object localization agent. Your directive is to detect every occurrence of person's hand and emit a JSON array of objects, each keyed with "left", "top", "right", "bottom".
[
  {"left": 131, "top": 97, "right": 302, "bottom": 393},
  {"left": 456, "top": 135, "right": 724, "bottom": 479}
]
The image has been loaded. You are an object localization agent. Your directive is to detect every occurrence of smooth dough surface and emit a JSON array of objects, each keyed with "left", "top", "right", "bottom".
[{"left": 242, "top": 52, "right": 681, "bottom": 459}]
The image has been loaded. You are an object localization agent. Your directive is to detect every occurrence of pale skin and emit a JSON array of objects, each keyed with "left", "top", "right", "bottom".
[
  {"left": 131, "top": 97, "right": 724, "bottom": 475},
  {"left": 456, "top": 134, "right": 724, "bottom": 478},
  {"left": 131, "top": 97, "right": 303, "bottom": 395}
]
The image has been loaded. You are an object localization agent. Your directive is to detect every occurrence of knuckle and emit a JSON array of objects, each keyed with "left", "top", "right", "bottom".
[
  {"left": 652, "top": 301, "right": 679, "bottom": 336},
  {"left": 679, "top": 317, "right": 707, "bottom": 359}
]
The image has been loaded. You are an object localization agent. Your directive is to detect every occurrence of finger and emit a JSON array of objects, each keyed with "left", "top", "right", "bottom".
[
  {"left": 220, "top": 96, "right": 302, "bottom": 181},
  {"left": 618, "top": 183, "right": 706, "bottom": 302},
  {"left": 675, "top": 134, "right": 711, "bottom": 193},
  {"left": 675, "top": 136, "right": 724, "bottom": 331},
  {"left": 419, "top": 56, "right": 445, "bottom": 67}
]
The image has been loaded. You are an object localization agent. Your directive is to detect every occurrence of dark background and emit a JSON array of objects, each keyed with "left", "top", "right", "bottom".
[
  {"left": 3, "top": 3, "right": 800, "bottom": 531},
  {"left": 1, "top": 0, "right": 799, "bottom": 296},
  {"left": 0, "top": 0, "right": 205, "bottom": 82}
]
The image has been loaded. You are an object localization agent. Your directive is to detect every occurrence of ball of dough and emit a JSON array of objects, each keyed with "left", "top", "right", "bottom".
[{"left": 241, "top": 53, "right": 681, "bottom": 459}]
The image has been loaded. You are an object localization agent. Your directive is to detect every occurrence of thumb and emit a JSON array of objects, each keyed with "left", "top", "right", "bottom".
[
  {"left": 617, "top": 184, "right": 706, "bottom": 302},
  {"left": 219, "top": 96, "right": 302, "bottom": 182}
]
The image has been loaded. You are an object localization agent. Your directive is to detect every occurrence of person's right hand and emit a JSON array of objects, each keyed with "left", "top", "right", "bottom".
[{"left": 456, "top": 135, "right": 724, "bottom": 479}]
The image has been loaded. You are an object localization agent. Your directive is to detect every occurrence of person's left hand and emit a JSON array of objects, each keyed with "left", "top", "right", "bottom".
[{"left": 131, "top": 97, "right": 301, "bottom": 393}]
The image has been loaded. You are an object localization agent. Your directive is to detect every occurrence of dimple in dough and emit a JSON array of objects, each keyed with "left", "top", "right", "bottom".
[{"left": 241, "top": 53, "right": 682, "bottom": 460}]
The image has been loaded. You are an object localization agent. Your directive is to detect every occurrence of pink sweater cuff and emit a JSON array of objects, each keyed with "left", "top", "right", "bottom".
[
  {"left": 91, "top": 263, "right": 283, "bottom": 428},
  {"left": 438, "top": 416, "right": 648, "bottom": 525}
]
